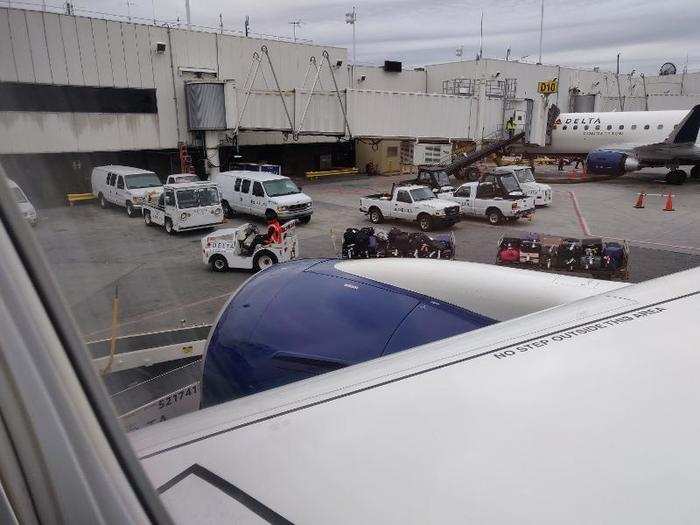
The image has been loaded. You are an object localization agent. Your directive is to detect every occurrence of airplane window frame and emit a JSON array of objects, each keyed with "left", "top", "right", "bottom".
[
  {"left": 631, "top": 124, "right": 637, "bottom": 130},
  {"left": 562, "top": 125, "right": 567, "bottom": 130},
  {"left": 0, "top": 175, "right": 173, "bottom": 524},
  {"left": 584, "top": 125, "right": 589, "bottom": 130},
  {"left": 594, "top": 125, "right": 600, "bottom": 130},
  {"left": 657, "top": 124, "right": 664, "bottom": 130},
  {"left": 573, "top": 125, "right": 578, "bottom": 130},
  {"left": 606, "top": 125, "right": 612, "bottom": 130},
  {"left": 619, "top": 125, "right": 624, "bottom": 130},
  {"left": 644, "top": 124, "right": 650, "bottom": 130}
]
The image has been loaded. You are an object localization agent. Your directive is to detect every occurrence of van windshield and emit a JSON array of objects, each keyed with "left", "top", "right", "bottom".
[
  {"left": 12, "top": 187, "right": 28, "bottom": 203},
  {"left": 176, "top": 187, "right": 220, "bottom": 209},
  {"left": 124, "top": 173, "right": 161, "bottom": 189},
  {"left": 514, "top": 168, "right": 535, "bottom": 183},
  {"left": 263, "top": 179, "right": 300, "bottom": 197},
  {"left": 410, "top": 187, "right": 436, "bottom": 201}
]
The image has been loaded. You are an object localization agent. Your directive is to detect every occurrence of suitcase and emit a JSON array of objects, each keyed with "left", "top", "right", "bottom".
[
  {"left": 557, "top": 238, "right": 582, "bottom": 270},
  {"left": 540, "top": 235, "right": 563, "bottom": 269},
  {"left": 603, "top": 242, "right": 625, "bottom": 270},
  {"left": 519, "top": 239, "right": 541, "bottom": 264},
  {"left": 581, "top": 255, "right": 603, "bottom": 270},
  {"left": 582, "top": 237, "right": 603, "bottom": 256},
  {"left": 499, "top": 246, "right": 520, "bottom": 263}
]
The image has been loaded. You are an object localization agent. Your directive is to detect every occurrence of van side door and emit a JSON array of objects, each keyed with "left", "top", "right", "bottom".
[
  {"left": 251, "top": 181, "right": 266, "bottom": 217},
  {"left": 115, "top": 175, "right": 127, "bottom": 207},
  {"left": 239, "top": 179, "right": 252, "bottom": 214}
]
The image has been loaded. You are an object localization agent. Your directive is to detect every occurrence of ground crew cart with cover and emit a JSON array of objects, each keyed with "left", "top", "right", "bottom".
[
  {"left": 142, "top": 181, "right": 223, "bottom": 234},
  {"left": 202, "top": 220, "right": 299, "bottom": 272}
]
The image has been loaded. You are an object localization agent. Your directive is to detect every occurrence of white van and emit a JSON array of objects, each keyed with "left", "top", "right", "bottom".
[
  {"left": 211, "top": 170, "right": 313, "bottom": 224},
  {"left": 91, "top": 165, "right": 163, "bottom": 217},
  {"left": 165, "top": 173, "right": 199, "bottom": 185},
  {"left": 8, "top": 179, "right": 38, "bottom": 226}
]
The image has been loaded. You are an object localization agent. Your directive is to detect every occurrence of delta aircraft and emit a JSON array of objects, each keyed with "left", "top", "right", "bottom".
[{"left": 538, "top": 104, "right": 700, "bottom": 184}]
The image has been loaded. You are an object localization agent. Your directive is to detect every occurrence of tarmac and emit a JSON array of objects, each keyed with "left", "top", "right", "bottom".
[{"left": 32, "top": 167, "right": 700, "bottom": 343}]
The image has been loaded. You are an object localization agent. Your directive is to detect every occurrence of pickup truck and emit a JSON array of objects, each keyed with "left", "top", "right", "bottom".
[
  {"left": 142, "top": 181, "right": 224, "bottom": 234},
  {"left": 438, "top": 178, "right": 535, "bottom": 225},
  {"left": 360, "top": 184, "right": 461, "bottom": 231}
]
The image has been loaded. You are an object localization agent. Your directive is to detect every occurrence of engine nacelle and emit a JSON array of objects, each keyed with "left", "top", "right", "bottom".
[{"left": 585, "top": 150, "right": 640, "bottom": 176}]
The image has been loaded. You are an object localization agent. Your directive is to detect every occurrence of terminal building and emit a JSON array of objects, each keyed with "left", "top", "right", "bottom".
[{"left": 1, "top": 6, "right": 699, "bottom": 205}]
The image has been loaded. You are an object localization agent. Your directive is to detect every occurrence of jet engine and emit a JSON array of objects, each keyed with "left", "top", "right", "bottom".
[
  {"left": 200, "top": 259, "right": 626, "bottom": 408},
  {"left": 585, "top": 149, "right": 640, "bottom": 176}
]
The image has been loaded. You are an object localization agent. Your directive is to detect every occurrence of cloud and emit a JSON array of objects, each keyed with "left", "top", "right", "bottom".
[{"left": 82, "top": 0, "right": 700, "bottom": 73}]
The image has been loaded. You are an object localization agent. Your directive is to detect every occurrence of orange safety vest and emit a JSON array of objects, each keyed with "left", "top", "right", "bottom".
[{"left": 268, "top": 221, "right": 283, "bottom": 244}]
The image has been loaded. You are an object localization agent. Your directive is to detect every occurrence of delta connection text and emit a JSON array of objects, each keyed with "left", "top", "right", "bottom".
[{"left": 493, "top": 306, "right": 667, "bottom": 360}]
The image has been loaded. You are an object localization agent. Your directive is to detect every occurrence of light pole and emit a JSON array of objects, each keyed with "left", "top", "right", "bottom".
[
  {"left": 345, "top": 7, "right": 356, "bottom": 83},
  {"left": 537, "top": 0, "right": 544, "bottom": 64},
  {"left": 289, "top": 20, "right": 302, "bottom": 42}
]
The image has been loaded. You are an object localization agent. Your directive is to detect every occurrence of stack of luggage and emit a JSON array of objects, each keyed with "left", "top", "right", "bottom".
[
  {"left": 342, "top": 227, "right": 454, "bottom": 260},
  {"left": 496, "top": 232, "right": 629, "bottom": 279}
]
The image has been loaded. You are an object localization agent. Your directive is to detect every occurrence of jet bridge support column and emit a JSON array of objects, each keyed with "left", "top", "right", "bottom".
[{"left": 204, "top": 131, "right": 221, "bottom": 177}]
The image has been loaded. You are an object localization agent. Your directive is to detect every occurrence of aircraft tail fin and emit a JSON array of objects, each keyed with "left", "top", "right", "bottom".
[{"left": 666, "top": 104, "right": 700, "bottom": 144}]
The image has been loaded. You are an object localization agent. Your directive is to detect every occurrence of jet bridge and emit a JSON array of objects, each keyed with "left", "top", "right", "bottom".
[{"left": 188, "top": 46, "right": 548, "bottom": 144}]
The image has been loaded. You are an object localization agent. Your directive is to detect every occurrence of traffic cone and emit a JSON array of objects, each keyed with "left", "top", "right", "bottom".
[
  {"left": 663, "top": 192, "right": 674, "bottom": 212},
  {"left": 633, "top": 192, "right": 646, "bottom": 209}
]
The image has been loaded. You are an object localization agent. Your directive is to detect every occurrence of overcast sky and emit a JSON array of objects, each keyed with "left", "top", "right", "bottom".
[{"left": 75, "top": 0, "right": 699, "bottom": 74}]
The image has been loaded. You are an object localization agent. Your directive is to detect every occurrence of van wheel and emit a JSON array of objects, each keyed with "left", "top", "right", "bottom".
[
  {"left": 221, "top": 200, "right": 234, "bottom": 218},
  {"left": 418, "top": 214, "right": 433, "bottom": 232},
  {"left": 164, "top": 218, "right": 175, "bottom": 235},
  {"left": 253, "top": 251, "right": 278, "bottom": 271},
  {"left": 98, "top": 193, "right": 107, "bottom": 208},
  {"left": 144, "top": 211, "right": 152, "bottom": 226},
  {"left": 126, "top": 201, "right": 136, "bottom": 217},
  {"left": 369, "top": 207, "right": 383, "bottom": 224},
  {"left": 210, "top": 255, "right": 229, "bottom": 272},
  {"left": 487, "top": 209, "right": 503, "bottom": 225}
]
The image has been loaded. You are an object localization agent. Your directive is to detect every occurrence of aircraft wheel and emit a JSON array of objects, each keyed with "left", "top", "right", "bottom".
[
  {"left": 691, "top": 165, "right": 700, "bottom": 179},
  {"left": 666, "top": 169, "right": 687, "bottom": 185}
]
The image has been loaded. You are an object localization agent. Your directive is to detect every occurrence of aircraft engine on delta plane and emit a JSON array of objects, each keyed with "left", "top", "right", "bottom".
[{"left": 586, "top": 149, "right": 641, "bottom": 176}]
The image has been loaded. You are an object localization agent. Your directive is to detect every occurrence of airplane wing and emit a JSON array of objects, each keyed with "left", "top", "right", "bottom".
[{"left": 132, "top": 267, "right": 700, "bottom": 524}]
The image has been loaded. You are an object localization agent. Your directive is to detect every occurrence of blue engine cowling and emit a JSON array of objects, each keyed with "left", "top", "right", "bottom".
[
  {"left": 200, "top": 259, "right": 497, "bottom": 408},
  {"left": 586, "top": 150, "right": 640, "bottom": 176}
]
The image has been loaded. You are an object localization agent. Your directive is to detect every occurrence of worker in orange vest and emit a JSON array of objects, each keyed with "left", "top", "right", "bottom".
[{"left": 265, "top": 209, "right": 283, "bottom": 244}]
